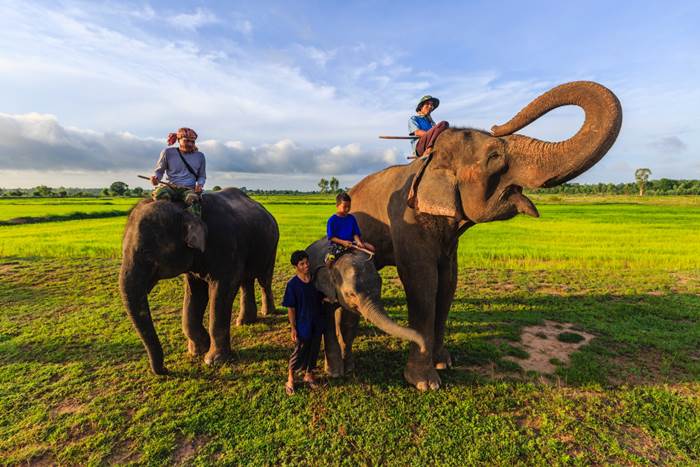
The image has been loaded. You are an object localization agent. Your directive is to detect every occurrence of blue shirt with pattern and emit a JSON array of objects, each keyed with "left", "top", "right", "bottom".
[{"left": 408, "top": 114, "right": 435, "bottom": 154}]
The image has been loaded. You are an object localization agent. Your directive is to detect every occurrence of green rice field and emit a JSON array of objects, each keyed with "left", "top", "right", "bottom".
[{"left": 1, "top": 195, "right": 699, "bottom": 464}]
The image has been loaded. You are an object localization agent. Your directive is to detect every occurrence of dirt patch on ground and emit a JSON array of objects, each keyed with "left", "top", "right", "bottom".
[
  {"left": 51, "top": 400, "right": 86, "bottom": 416},
  {"left": 504, "top": 321, "right": 595, "bottom": 374},
  {"left": 173, "top": 436, "right": 209, "bottom": 465}
]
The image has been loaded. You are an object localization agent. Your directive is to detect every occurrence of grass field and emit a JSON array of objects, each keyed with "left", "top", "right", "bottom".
[{"left": 1, "top": 195, "right": 699, "bottom": 464}]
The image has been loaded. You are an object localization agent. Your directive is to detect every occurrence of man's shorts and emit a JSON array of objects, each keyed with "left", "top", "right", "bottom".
[{"left": 152, "top": 185, "right": 201, "bottom": 217}]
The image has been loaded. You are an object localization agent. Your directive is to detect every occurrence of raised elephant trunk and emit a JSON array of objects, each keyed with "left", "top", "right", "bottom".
[
  {"left": 357, "top": 297, "right": 427, "bottom": 353},
  {"left": 491, "top": 81, "right": 622, "bottom": 188}
]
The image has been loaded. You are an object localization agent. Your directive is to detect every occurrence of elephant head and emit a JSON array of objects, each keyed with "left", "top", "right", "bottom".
[
  {"left": 414, "top": 81, "right": 622, "bottom": 222},
  {"left": 313, "top": 250, "right": 427, "bottom": 353}
]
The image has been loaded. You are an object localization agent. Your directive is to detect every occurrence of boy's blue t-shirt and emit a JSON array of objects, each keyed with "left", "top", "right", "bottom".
[
  {"left": 327, "top": 213, "right": 361, "bottom": 242},
  {"left": 282, "top": 276, "right": 324, "bottom": 341},
  {"left": 408, "top": 114, "right": 435, "bottom": 154}
]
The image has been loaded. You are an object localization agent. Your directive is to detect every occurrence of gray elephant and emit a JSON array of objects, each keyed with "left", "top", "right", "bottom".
[
  {"left": 346, "top": 81, "right": 622, "bottom": 390},
  {"left": 305, "top": 238, "right": 426, "bottom": 377},
  {"left": 119, "top": 188, "right": 278, "bottom": 375}
]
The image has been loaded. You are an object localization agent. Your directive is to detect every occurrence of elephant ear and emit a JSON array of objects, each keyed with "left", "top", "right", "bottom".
[
  {"left": 313, "top": 266, "right": 337, "bottom": 302},
  {"left": 183, "top": 214, "right": 207, "bottom": 252},
  {"left": 413, "top": 157, "right": 461, "bottom": 217}
]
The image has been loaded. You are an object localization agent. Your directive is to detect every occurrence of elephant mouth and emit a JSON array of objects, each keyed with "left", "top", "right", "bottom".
[{"left": 501, "top": 185, "right": 539, "bottom": 218}]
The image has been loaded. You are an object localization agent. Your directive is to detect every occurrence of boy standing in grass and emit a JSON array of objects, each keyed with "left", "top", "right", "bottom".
[
  {"left": 283, "top": 250, "right": 324, "bottom": 395},
  {"left": 325, "top": 192, "right": 374, "bottom": 265}
]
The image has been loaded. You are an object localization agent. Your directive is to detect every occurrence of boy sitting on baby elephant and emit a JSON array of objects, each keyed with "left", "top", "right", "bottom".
[{"left": 325, "top": 192, "right": 374, "bottom": 266}]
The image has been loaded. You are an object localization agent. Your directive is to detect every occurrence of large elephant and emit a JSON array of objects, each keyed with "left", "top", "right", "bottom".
[
  {"left": 119, "top": 188, "right": 279, "bottom": 375},
  {"left": 347, "top": 81, "right": 622, "bottom": 390},
  {"left": 305, "top": 238, "right": 426, "bottom": 376}
]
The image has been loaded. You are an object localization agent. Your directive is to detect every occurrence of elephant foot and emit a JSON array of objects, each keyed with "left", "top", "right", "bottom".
[
  {"left": 343, "top": 355, "right": 355, "bottom": 374},
  {"left": 324, "top": 356, "right": 344, "bottom": 378},
  {"left": 433, "top": 348, "right": 453, "bottom": 370},
  {"left": 235, "top": 314, "right": 257, "bottom": 326},
  {"left": 260, "top": 302, "right": 275, "bottom": 316},
  {"left": 150, "top": 361, "right": 168, "bottom": 376},
  {"left": 204, "top": 349, "right": 233, "bottom": 366},
  {"left": 404, "top": 364, "right": 441, "bottom": 391},
  {"left": 187, "top": 338, "right": 209, "bottom": 357}
]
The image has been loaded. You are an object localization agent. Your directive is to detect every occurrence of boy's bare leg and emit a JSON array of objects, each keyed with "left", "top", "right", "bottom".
[{"left": 286, "top": 368, "right": 295, "bottom": 395}]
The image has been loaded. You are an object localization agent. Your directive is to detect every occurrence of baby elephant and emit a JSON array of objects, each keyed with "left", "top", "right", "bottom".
[{"left": 306, "top": 238, "right": 426, "bottom": 377}]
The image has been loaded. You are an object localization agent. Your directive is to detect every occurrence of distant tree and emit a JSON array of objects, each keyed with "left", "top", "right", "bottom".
[
  {"left": 318, "top": 178, "right": 330, "bottom": 193},
  {"left": 132, "top": 187, "right": 144, "bottom": 197},
  {"left": 101, "top": 188, "right": 110, "bottom": 197},
  {"left": 34, "top": 185, "right": 53, "bottom": 197},
  {"left": 123, "top": 189, "right": 132, "bottom": 197},
  {"left": 58, "top": 189, "right": 68, "bottom": 197},
  {"left": 212, "top": 185, "right": 222, "bottom": 192},
  {"left": 9, "top": 189, "right": 24, "bottom": 197},
  {"left": 74, "top": 191, "right": 86, "bottom": 197},
  {"left": 110, "top": 181, "right": 129, "bottom": 196},
  {"left": 635, "top": 168, "right": 652, "bottom": 196},
  {"left": 329, "top": 177, "right": 340, "bottom": 193}
]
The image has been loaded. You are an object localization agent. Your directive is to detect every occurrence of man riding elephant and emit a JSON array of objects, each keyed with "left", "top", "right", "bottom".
[{"left": 150, "top": 127, "right": 206, "bottom": 217}]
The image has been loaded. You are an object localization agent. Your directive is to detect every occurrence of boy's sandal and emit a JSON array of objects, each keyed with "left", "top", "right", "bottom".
[
  {"left": 304, "top": 380, "right": 319, "bottom": 390},
  {"left": 285, "top": 383, "right": 295, "bottom": 396}
]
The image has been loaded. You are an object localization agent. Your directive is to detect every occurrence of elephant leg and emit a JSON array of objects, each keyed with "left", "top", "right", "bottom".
[
  {"left": 204, "top": 277, "right": 238, "bottom": 365},
  {"left": 323, "top": 305, "right": 344, "bottom": 377},
  {"left": 258, "top": 265, "right": 276, "bottom": 316},
  {"left": 433, "top": 253, "right": 457, "bottom": 370},
  {"left": 396, "top": 254, "right": 440, "bottom": 391},
  {"left": 338, "top": 308, "right": 360, "bottom": 374},
  {"left": 182, "top": 273, "right": 210, "bottom": 356},
  {"left": 236, "top": 278, "right": 258, "bottom": 325}
]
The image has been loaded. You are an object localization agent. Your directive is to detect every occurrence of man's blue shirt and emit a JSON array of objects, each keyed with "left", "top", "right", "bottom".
[
  {"left": 408, "top": 114, "right": 435, "bottom": 154},
  {"left": 327, "top": 213, "right": 361, "bottom": 242},
  {"left": 282, "top": 276, "right": 324, "bottom": 341}
]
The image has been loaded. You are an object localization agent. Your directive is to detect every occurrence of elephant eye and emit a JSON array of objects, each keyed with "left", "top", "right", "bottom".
[{"left": 487, "top": 151, "right": 506, "bottom": 171}]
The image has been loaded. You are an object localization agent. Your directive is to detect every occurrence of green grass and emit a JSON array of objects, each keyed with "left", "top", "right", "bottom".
[
  {"left": 0, "top": 197, "right": 138, "bottom": 221},
  {"left": 1, "top": 195, "right": 699, "bottom": 464}
]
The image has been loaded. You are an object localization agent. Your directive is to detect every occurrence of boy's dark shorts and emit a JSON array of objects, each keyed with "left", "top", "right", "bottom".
[{"left": 289, "top": 333, "right": 322, "bottom": 373}]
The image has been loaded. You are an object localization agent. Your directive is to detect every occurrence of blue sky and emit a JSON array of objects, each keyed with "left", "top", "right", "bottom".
[{"left": 0, "top": 0, "right": 698, "bottom": 189}]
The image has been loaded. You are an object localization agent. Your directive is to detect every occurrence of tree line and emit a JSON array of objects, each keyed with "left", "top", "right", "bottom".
[{"left": 3, "top": 174, "right": 700, "bottom": 197}]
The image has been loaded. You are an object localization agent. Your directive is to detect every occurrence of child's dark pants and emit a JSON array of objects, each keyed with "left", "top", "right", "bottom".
[{"left": 289, "top": 333, "right": 322, "bottom": 373}]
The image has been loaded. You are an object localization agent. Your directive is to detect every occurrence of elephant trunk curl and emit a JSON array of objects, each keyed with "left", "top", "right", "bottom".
[
  {"left": 357, "top": 297, "right": 427, "bottom": 352},
  {"left": 119, "top": 264, "right": 166, "bottom": 375},
  {"left": 491, "top": 81, "right": 622, "bottom": 188}
]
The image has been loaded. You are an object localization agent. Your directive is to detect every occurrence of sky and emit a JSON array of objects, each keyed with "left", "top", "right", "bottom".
[{"left": 0, "top": 0, "right": 698, "bottom": 190}]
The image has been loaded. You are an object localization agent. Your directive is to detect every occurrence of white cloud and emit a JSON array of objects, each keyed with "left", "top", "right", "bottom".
[
  {"left": 234, "top": 19, "right": 253, "bottom": 36},
  {"left": 166, "top": 8, "right": 219, "bottom": 31},
  {"left": 0, "top": 113, "right": 398, "bottom": 177}
]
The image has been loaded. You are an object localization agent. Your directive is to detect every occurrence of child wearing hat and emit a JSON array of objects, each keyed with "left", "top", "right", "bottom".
[{"left": 408, "top": 95, "right": 449, "bottom": 158}]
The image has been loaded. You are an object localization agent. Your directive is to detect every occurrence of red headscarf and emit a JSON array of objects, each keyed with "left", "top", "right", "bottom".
[{"left": 167, "top": 127, "right": 199, "bottom": 151}]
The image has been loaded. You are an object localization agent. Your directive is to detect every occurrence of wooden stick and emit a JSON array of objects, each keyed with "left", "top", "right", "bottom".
[
  {"left": 379, "top": 135, "right": 419, "bottom": 140},
  {"left": 137, "top": 174, "right": 184, "bottom": 190},
  {"left": 350, "top": 244, "right": 375, "bottom": 259}
]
